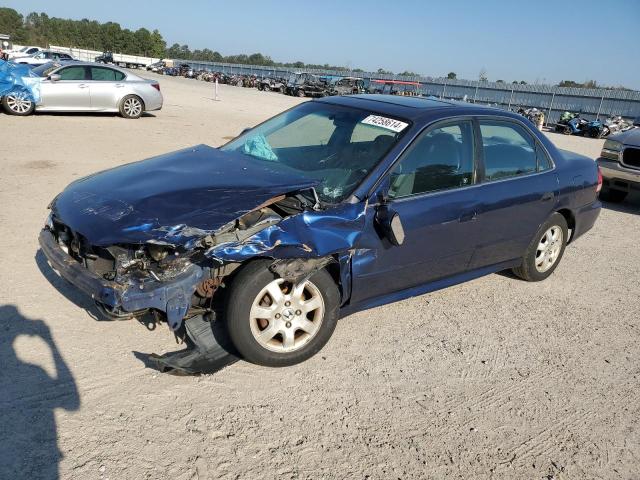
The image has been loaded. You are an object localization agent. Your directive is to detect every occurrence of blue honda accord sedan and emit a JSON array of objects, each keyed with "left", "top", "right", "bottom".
[{"left": 39, "top": 95, "right": 601, "bottom": 371}]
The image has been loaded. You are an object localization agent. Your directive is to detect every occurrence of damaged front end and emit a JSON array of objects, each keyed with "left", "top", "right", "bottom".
[
  {"left": 38, "top": 145, "right": 369, "bottom": 373},
  {"left": 40, "top": 187, "right": 343, "bottom": 330}
]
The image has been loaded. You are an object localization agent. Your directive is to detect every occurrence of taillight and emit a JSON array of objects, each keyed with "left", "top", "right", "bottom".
[
  {"left": 596, "top": 166, "right": 603, "bottom": 193},
  {"left": 151, "top": 83, "right": 160, "bottom": 92}
]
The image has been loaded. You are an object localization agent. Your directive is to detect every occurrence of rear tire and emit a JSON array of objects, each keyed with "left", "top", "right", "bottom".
[
  {"left": 2, "top": 89, "right": 35, "bottom": 116},
  {"left": 512, "top": 212, "right": 568, "bottom": 282},
  {"left": 226, "top": 260, "right": 339, "bottom": 367},
  {"left": 119, "top": 94, "right": 144, "bottom": 119},
  {"left": 297, "top": 89, "right": 305, "bottom": 97}
]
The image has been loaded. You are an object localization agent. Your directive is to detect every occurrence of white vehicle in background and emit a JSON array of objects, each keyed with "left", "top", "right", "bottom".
[
  {"left": 12, "top": 50, "right": 74, "bottom": 66},
  {"left": 7, "top": 46, "right": 42, "bottom": 59}
]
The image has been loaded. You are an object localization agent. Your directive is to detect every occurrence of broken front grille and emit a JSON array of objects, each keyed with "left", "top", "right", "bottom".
[{"left": 622, "top": 147, "right": 640, "bottom": 169}]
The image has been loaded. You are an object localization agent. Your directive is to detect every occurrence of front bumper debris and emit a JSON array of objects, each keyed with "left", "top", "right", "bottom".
[
  {"left": 149, "top": 314, "right": 240, "bottom": 375},
  {"left": 38, "top": 228, "right": 203, "bottom": 330}
]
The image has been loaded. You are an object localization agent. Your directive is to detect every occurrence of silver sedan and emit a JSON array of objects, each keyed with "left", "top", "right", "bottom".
[{"left": 1, "top": 61, "right": 163, "bottom": 118}]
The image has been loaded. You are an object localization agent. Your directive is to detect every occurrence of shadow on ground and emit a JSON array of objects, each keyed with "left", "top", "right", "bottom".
[
  {"left": 0, "top": 305, "right": 79, "bottom": 479},
  {"left": 600, "top": 191, "right": 640, "bottom": 215}
]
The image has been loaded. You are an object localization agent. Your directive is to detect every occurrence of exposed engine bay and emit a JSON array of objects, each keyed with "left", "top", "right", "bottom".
[{"left": 47, "top": 189, "right": 327, "bottom": 323}]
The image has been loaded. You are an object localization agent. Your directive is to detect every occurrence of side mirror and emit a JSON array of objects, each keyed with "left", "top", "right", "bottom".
[
  {"left": 49, "top": 74, "right": 61, "bottom": 82},
  {"left": 240, "top": 127, "right": 252, "bottom": 135},
  {"left": 375, "top": 203, "right": 405, "bottom": 246}
]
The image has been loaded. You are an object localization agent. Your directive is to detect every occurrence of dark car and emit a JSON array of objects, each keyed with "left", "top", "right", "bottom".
[
  {"left": 597, "top": 120, "right": 640, "bottom": 202},
  {"left": 285, "top": 72, "right": 329, "bottom": 97},
  {"left": 39, "top": 95, "right": 601, "bottom": 372},
  {"left": 94, "top": 51, "right": 113, "bottom": 64},
  {"left": 329, "top": 77, "right": 365, "bottom": 96}
]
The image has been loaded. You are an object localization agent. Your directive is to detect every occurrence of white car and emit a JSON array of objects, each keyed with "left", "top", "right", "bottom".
[
  {"left": 12, "top": 50, "right": 74, "bottom": 66},
  {"left": 1, "top": 61, "right": 163, "bottom": 119},
  {"left": 7, "top": 46, "right": 42, "bottom": 59}
]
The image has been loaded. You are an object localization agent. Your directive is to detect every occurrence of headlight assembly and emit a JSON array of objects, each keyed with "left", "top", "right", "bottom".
[{"left": 601, "top": 140, "right": 623, "bottom": 160}]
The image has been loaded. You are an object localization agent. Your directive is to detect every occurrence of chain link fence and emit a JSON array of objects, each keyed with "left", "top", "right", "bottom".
[{"left": 173, "top": 59, "right": 640, "bottom": 125}]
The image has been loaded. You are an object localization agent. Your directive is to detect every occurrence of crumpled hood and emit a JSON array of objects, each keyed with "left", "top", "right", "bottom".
[{"left": 51, "top": 144, "right": 318, "bottom": 246}]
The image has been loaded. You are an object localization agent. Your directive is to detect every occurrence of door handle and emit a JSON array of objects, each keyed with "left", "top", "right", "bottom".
[
  {"left": 115, "top": 84, "right": 124, "bottom": 88},
  {"left": 541, "top": 192, "right": 554, "bottom": 202},
  {"left": 459, "top": 211, "right": 478, "bottom": 223},
  {"left": 78, "top": 84, "right": 89, "bottom": 89}
]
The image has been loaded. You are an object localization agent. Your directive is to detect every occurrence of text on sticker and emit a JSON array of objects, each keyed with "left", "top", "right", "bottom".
[{"left": 361, "top": 115, "right": 409, "bottom": 133}]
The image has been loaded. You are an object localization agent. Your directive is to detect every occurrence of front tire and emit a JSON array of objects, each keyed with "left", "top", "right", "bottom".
[
  {"left": 512, "top": 212, "right": 568, "bottom": 282},
  {"left": 119, "top": 94, "right": 144, "bottom": 119},
  {"left": 2, "top": 90, "right": 35, "bottom": 116},
  {"left": 226, "top": 260, "right": 339, "bottom": 367}
]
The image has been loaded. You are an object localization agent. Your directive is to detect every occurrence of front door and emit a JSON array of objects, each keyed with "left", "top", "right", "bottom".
[
  {"left": 39, "top": 65, "right": 90, "bottom": 110},
  {"left": 351, "top": 119, "right": 482, "bottom": 304}
]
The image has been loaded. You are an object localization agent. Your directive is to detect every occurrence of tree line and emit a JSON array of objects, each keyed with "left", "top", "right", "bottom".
[
  {"left": 1, "top": 8, "right": 166, "bottom": 57},
  {"left": 0, "top": 7, "right": 356, "bottom": 71},
  {"left": 0, "top": 7, "right": 630, "bottom": 89}
]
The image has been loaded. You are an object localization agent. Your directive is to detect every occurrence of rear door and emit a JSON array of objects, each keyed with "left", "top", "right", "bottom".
[
  {"left": 468, "top": 118, "right": 558, "bottom": 268},
  {"left": 39, "top": 65, "right": 91, "bottom": 110},
  {"left": 88, "top": 66, "right": 126, "bottom": 110}
]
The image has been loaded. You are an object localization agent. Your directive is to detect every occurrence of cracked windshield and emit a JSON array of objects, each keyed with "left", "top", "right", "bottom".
[{"left": 221, "top": 102, "right": 408, "bottom": 202}]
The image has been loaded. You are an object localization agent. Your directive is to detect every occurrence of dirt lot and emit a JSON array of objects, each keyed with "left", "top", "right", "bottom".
[{"left": 1, "top": 73, "right": 639, "bottom": 480}]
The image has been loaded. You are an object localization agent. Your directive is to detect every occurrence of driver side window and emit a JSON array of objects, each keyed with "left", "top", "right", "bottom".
[
  {"left": 389, "top": 120, "right": 476, "bottom": 198},
  {"left": 57, "top": 66, "right": 87, "bottom": 81}
]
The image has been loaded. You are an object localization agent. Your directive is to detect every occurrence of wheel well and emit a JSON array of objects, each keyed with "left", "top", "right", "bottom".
[
  {"left": 324, "top": 261, "right": 342, "bottom": 290},
  {"left": 217, "top": 257, "right": 347, "bottom": 306},
  {"left": 556, "top": 208, "right": 575, "bottom": 243}
]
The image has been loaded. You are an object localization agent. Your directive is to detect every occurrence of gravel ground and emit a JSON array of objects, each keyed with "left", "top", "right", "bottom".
[{"left": 1, "top": 73, "right": 638, "bottom": 480}]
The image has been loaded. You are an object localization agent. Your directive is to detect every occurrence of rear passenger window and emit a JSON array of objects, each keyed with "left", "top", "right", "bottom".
[
  {"left": 389, "top": 121, "right": 475, "bottom": 198},
  {"left": 480, "top": 122, "right": 538, "bottom": 180},
  {"left": 536, "top": 144, "right": 552, "bottom": 171},
  {"left": 90, "top": 67, "right": 125, "bottom": 81}
]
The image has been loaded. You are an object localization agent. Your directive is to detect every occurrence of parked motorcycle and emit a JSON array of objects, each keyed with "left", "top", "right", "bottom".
[
  {"left": 554, "top": 111, "right": 580, "bottom": 134},
  {"left": 557, "top": 115, "right": 604, "bottom": 138}
]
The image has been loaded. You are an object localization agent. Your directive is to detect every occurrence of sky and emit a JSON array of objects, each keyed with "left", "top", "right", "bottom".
[{"left": 5, "top": 0, "right": 640, "bottom": 89}]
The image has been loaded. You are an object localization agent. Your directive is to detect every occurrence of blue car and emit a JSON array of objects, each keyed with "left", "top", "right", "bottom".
[{"left": 39, "top": 95, "right": 602, "bottom": 372}]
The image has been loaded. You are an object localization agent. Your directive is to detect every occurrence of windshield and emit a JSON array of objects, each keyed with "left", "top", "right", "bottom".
[
  {"left": 221, "top": 102, "right": 410, "bottom": 203},
  {"left": 32, "top": 62, "right": 61, "bottom": 77}
]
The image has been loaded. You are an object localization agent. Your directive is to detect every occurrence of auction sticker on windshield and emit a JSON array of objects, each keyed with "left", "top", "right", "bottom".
[{"left": 361, "top": 115, "right": 409, "bottom": 133}]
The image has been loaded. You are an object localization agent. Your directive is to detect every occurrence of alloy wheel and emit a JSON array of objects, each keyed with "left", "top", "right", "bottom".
[
  {"left": 535, "top": 226, "right": 563, "bottom": 273},
  {"left": 249, "top": 278, "right": 325, "bottom": 353},
  {"left": 123, "top": 97, "right": 142, "bottom": 117},
  {"left": 6, "top": 93, "right": 32, "bottom": 114}
]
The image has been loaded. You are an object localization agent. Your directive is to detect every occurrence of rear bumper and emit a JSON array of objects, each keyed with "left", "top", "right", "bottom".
[
  {"left": 142, "top": 90, "right": 163, "bottom": 111},
  {"left": 571, "top": 200, "right": 601, "bottom": 242},
  {"left": 597, "top": 157, "right": 640, "bottom": 190},
  {"left": 38, "top": 229, "right": 201, "bottom": 329}
]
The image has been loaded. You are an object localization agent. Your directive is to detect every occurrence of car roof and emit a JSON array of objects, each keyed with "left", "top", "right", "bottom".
[{"left": 317, "top": 94, "right": 511, "bottom": 122}]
